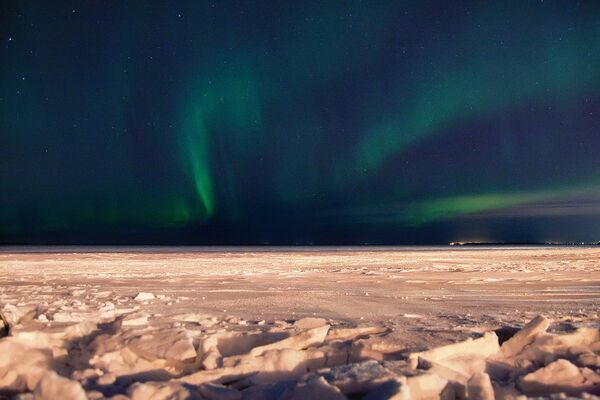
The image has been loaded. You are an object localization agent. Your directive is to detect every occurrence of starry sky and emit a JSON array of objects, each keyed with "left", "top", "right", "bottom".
[{"left": 2, "top": 1, "right": 600, "bottom": 244}]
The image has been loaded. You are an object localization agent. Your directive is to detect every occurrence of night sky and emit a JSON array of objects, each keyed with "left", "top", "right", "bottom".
[{"left": 2, "top": 1, "right": 600, "bottom": 245}]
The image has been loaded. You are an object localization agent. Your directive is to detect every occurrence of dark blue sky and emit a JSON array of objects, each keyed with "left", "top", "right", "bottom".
[{"left": 2, "top": 1, "right": 600, "bottom": 244}]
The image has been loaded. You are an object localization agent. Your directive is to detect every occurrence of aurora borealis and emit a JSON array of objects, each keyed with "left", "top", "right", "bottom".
[{"left": 2, "top": 1, "right": 600, "bottom": 244}]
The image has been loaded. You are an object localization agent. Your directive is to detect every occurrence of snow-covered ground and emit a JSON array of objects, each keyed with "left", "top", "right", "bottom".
[{"left": 0, "top": 247, "right": 599, "bottom": 399}]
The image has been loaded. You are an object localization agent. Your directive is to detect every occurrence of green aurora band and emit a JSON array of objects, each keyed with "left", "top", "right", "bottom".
[{"left": 2, "top": 1, "right": 600, "bottom": 243}]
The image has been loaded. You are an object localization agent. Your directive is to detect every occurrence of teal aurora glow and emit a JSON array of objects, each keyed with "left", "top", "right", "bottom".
[{"left": 2, "top": 1, "right": 600, "bottom": 244}]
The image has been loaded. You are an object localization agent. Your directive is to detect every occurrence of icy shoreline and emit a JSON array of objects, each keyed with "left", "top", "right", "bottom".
[
  {"left": 1, "top": 303, "right": 600, "bottom": 399},
  {"left": 1, "top": 248, "right": 599, "bottom": 399}
]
